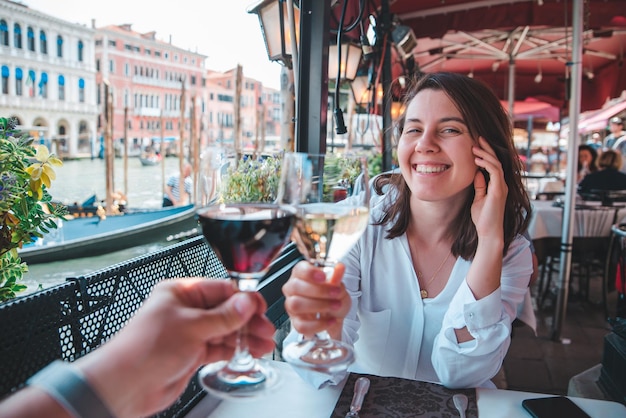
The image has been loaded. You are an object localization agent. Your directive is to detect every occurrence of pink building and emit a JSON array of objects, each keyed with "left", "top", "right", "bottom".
[{"left": 94, "top": 23, "right": 206, "bottom": 157}]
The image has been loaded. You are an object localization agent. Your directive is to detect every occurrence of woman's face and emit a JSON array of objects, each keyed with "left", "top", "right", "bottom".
[
  {"left": 579, "top": 149, "right": 593, "bottom": 166},
  {"left": 397, "top": 89, "right": 478, "bottom": 202}
]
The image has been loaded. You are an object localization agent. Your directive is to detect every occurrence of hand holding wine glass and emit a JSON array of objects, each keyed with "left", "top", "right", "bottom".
[
  {"left": 196, "top": 148, "right": 295, "bottom": 399},
  {"left": 280, "top": 153, "right": 370, "bottom": 373}
]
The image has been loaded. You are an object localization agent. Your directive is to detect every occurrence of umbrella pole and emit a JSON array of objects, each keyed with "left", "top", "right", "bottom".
[{"left": 551, "top": 0, "right": 583, "bottom": 343}]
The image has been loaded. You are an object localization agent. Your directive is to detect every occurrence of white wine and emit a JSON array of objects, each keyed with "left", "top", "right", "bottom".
[{"left": 292, "top": 203, "right": 369, "bottom": 266}]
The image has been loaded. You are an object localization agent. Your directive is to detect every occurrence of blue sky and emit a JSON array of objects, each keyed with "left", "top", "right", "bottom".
[{"left": 22, "top": 0, "right": 282, "bottom": 89}]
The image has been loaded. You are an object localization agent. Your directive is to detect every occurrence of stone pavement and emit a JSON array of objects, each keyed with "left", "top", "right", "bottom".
[{"left": 500, "top": 272, "right": 616, "bottom": 399}]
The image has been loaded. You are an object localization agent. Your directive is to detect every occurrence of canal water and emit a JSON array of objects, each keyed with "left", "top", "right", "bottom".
[{"left": 22, "top": 156, "right": 198, "bottom": 295}]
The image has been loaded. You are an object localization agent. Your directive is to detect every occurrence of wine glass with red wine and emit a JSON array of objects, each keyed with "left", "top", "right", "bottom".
[
  {"left": 279, "top": 152, "right": 370, "bottom": 374},
  {"left": 195, "top": 148, "right": 295, "bottom": 399}
]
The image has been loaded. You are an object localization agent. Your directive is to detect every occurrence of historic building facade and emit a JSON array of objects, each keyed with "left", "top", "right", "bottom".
[
  {"left": 0, "top": 0, "right": 98, "bottom": 158},
  {"left": 0, "top": 0, "right": 281, "bottom": 159}
]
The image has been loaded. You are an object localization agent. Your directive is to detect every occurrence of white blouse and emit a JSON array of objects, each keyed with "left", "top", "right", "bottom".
[{"left": 286, "top": 193, "right": 533, "bottom": 389}]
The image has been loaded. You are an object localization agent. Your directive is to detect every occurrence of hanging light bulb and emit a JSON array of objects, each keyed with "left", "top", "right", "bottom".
[
  {"left": 467, "top": 70, "right": 474, "bottom": 78},
  {"left": 534, "top": 64, "right": 542, "bottom": 83}
]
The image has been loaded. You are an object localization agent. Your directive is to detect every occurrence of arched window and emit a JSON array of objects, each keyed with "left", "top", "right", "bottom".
[
  {"left": 1, "top": 65, "right": 8, "bottom": 94},
  {"left": 78, "top": 78, "right": 85, "bottom": 102},
  {"left": 13, "top": 23, "right": 22, "bottom": 49},
  {"left": 27, "top": 27, "right": 34, "bottom": 51},
  {"left": 77, "top": 40, "right": 84, "bottom": 62},
  {"left": 58, "top": 74, "right": 65, "bottom": 101},
  {"left": 15, "top": 67, "right": 23, "bottom": 96},
  {"left": 56, "top": 35, "right": 63, "bottom": 57},
  {"left": 39, "top": 30, "right": 47, "bottom": 54},
  {"left": 0, "top": 20, "right": 8, "bottom": 46}
]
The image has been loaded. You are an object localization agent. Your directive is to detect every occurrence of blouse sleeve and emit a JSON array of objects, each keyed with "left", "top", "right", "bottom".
[{"left": 431, "top": 235, "right": 532, "bottom": 388}]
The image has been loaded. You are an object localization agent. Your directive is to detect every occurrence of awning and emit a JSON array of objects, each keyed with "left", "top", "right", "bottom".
[{"left": 577, "top": 98, "right": 626, "bottom": 134}]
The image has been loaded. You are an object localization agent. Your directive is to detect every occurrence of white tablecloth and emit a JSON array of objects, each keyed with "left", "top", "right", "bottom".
[
  {"left": 527, "top": 200, "right": 626, "bottom": 241},
  {"left": 185, "top": 361, "right": 626, "bottom": 418}
]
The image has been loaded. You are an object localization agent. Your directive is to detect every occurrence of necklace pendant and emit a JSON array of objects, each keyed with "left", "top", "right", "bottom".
[{"left": 420, "top": 289, "right": 428, "bottom": 299}]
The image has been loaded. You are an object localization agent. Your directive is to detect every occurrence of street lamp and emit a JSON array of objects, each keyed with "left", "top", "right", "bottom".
[
  {"left": 328, "top": 42, "right": 362, "bottom": 81},
  {"left": 248, "top": 0, "right": 300, "bottom": 69}
]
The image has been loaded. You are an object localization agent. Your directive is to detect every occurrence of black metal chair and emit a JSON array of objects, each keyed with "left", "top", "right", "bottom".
[
  {"left": 536, "top": 206, "right": 617, "bottom": 309},
  {"left": 604, "top": 224, "right": 626, "bottom": 321}
]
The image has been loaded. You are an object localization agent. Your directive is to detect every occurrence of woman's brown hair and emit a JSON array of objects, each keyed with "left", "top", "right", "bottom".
[{"left": 373, "top": 72, "right": 531, "bottom": 260}]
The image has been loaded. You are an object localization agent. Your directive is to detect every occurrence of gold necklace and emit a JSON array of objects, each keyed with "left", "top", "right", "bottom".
[{"left": 419, "top": 252, "right": 452, "bottom": 299}]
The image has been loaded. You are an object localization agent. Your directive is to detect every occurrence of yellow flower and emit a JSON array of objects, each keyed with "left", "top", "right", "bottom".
[{"left": 25, "top": 145, "right": 62, "bottom": 199}]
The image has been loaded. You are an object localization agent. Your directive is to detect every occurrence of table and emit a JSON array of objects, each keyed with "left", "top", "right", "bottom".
[
  {"left": 527, "top": 200, "right": 626, "bottom": 241},
  {"left": 185, "top": 361, "right": 626, "bottom": 418}
]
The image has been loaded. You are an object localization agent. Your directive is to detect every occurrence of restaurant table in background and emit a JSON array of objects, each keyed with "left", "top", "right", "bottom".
[
  {"left": 527, "top": 200, "right": 626, "bottom": 241},
  {"left": 184, "top": 361, "right": 626, "bottom": 418}
]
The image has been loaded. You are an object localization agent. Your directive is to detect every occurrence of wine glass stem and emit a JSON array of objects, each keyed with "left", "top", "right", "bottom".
[
  {"left": 313, "top": 265, "right": 337, "bottom": 343},
  {"left": 227, "top": 325, "right": 256, "bottom": 372}
]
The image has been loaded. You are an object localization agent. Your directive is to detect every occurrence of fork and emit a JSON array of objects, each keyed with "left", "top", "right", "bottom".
[{"left": 345, "top": 377, "right": 370, "bottom": 417}]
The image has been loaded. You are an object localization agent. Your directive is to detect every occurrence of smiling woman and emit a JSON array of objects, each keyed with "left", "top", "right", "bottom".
[{"left": 282, "top": 72, "right": 534, "bottom": 390}]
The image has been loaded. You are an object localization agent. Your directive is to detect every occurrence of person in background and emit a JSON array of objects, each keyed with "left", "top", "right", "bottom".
[
  {"left": 283, "top": 72, "right": 533, "bottom": 389},
  {"left": 586, "top": 132, "right": 603, "bottom": 151},
  {"left": 0, "top": 279, "right": 275, "bottom": 418},
  {"left": 163, "top": 162, "right": 192, "bottom": 207},
  {"left": 606, "top": 116, "right": 626, "bottom": 150},
  {"left": 578, "top": 149, "right": 626, "bottom": 193},
  {"left": 577, "top": 144, "right": 598, "bottom": 183}
]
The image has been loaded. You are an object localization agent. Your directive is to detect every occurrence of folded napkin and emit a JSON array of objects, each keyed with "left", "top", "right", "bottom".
[{"left": 330, "top": 373, "right": 477, "bottom": 418}]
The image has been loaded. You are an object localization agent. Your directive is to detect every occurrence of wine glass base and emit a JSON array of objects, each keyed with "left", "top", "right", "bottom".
[
  {"left": 198, "top": 359, "right": 280, "bottom": 400},
  {"left": 282, "top": 339, "right": 354, "bottom": 374}
]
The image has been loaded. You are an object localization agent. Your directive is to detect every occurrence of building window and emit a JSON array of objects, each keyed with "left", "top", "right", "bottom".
[
  {"left": 78, "top": 78, "right": 85, "bottom": 102},
  {"left": 108, "top": 39, "right": 116, "bottom": 47},
  {"left": 78, "top": 40, "right": 84, "bottom": 62},
  {"left": 39, "top": 72, "right": 48, "bottom": 98},
  {"left": 125, "top": 62, "right": 130, "bottom": 76},
  {"left": 58, "top": 74, "right": 65, "bottom": 101},
  {"left": 27, "top": 27, "right": 35, "bottom": 51},
  {"left": 96, "top": 59, "right": 100, "bottom": 71},
  {"left": 0, "top": 20, "right": 8, "bottom": 46},
  {"left": 1, "top": 65, "right": 8, "bottom": 94},
  {"left": 40, "top": 30, "right": 47, "bottom": 54},
  {"left": 56, "top": 35, "right": 63, "bottom": 57},
  {"left": 13, "top": 23, "right": 22, "bottom": 49},
  {"left": 109, "top": 60, "right": 114, "bottom": 73},
  {"left": 26, "top": 69, "right": 35, "bottom": 97},
  {"left": 15, "top": 67, "right": 23, "bottom": 96}
]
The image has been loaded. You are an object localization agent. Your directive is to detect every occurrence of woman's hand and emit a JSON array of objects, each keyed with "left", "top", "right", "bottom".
[
  {"left": 282, "top": 261, "right": 350, "bottom": 340},
  {"left": 471, "top": 136, "right": 508, "bottom": 239},
  {"left": 468, "top": 136, "right": 506, "bottom": 300}
]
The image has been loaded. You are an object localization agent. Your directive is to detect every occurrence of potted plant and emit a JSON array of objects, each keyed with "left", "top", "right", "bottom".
[{"left": 0, "top": 117, "right": 66, "bottom": 302}]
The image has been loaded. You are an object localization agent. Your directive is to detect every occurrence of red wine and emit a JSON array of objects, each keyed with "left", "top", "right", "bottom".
[{"left": 197, "top": 204, "right": 295, "bottom": 279}]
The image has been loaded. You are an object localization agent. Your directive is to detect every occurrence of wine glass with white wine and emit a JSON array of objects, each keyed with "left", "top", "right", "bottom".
[{"left": 279, "top": 152, "right": 370, "bottom": 373}]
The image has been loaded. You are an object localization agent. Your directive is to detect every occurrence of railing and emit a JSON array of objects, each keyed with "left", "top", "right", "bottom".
[{"left": 0, "top": 236, "right": 301, "bottom": 417}]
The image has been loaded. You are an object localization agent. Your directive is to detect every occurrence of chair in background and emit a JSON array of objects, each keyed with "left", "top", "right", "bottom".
[
  {"left": 537, "top": 206, "right": 618, "bottom": 308},
  {"left": 604, "top": 224, "right": 626, "bottom": 321}
]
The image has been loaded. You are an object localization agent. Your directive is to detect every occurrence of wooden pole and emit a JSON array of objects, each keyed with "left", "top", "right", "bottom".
[
  {"left": 190, "top": 95, "right": 198, "bottom": 206},
  {"left": 123, "top": 106, "right": 129, "bottom": 200},
  {"left": 104, "top": 81, "right": 114, "bottom": 215},
  {"left": 160, "top": 110, "right": 165, "bottom": 203},
  {"left": 178, "top": 78, "right": 186, "bottom": 205},
  {"left": 234, "top": 64, "right": 243, "bottom": 162}
]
